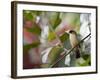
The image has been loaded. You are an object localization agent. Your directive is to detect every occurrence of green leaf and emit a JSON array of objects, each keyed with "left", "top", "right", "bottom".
[
  {"left": 26, "top": 25, "right": 41, "bottom": 35},
  {"left": 53, "top": 13, "right": 61, "bottom": 29},
  {"left": 59, "top": 33, "right": 71, "bottom": 49},
  {"left": 76, "top": 56, "right": 91, "bottom": 66},
  {"left": 82, "top": 54, "right": 90, "bottom": 60},
  {"left": 47, "top": 46, "right": 64, "bottom": 67},
  {"left": 48, "top": 31, "right": 56, "bottom": 41},
  {"left": 23, "top": 10, "right": 42, "bottom": 21},
  {"left": 23, "top": 41, "right": 40, "bottom": 53},
  {"left": 24, "top": 12, "right": 33, "bottom": 21},
  {"left": 41, "top": 63, "right": 49, "bottom": 68},
  {"left": 49, "top": 12, "right": 61, "bottom": 29},
  {"left": 32, "top": 11, "right": 42, "bottom": 16},
  {"left": 59, "top": 33, "right": 69, "bottom": 42}
]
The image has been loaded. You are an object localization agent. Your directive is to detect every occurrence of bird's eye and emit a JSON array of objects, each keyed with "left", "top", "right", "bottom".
[{"left": 69, "top": 30, "right": 73, "bottom": 33}]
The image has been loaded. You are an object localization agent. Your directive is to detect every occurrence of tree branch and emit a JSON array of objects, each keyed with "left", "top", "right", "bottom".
[{"left": 49, "top": 33, "right": 91, "bottom": 68}]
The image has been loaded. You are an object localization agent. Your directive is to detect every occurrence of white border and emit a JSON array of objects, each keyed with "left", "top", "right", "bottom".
[{"left": 17, "top": 3, "right": 96, "bottom": 76}]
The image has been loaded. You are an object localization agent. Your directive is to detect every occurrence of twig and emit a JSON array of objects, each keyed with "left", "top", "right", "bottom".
[{"left": 49, "top": 33, "right": 91, "bottom": 68}]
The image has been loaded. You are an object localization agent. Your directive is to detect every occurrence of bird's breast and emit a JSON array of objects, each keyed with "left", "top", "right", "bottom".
[{"left": 69, "top": 34, "right": 79, "bottom": 48}]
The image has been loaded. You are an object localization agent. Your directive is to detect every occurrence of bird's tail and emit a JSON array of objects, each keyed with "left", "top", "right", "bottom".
[{"left": 75, "top": 48, "right": 80, "bottom": 58}]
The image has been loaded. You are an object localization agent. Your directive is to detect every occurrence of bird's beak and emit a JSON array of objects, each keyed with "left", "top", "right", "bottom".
[{"left": 65, "top": 30, "right": 70, "bottom": 34}]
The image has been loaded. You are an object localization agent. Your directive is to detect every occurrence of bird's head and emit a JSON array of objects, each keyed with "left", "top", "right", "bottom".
[{"left": 65, "top": 30, "right": 77, "bottom": 35}]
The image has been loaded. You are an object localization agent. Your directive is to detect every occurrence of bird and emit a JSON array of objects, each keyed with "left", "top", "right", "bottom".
[{"left": 66, "top": 30, "right": 81, "bottom": 58}]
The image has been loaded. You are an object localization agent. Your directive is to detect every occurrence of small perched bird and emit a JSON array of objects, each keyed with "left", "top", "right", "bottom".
[{"left": 66, "top": 30, "right": 81, "bottom": 58}]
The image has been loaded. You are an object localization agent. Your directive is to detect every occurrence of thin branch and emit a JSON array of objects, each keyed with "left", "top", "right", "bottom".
[{"left": 49, "top": 33, "right": 91, "bottom": 68}]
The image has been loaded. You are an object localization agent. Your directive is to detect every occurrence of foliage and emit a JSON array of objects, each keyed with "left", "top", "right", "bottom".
[{"left": 23, "top": 10, "right": 91, "bottom": 69}]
